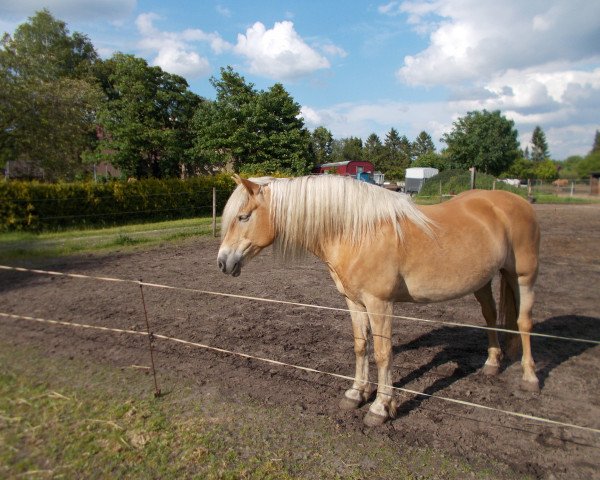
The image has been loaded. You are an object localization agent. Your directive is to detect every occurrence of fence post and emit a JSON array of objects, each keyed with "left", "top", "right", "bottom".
[
  {"left": 571, "top": 182, "right": 574, "bottom": 197},
  {"left": 469, "top": 167, "right": 476, "bottom": 189},
  {"left": 212, "top": 187, "right": 217, "bottom": 237}
]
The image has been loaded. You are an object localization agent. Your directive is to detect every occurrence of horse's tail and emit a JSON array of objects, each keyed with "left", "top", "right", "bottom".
[{"left": 499, "top": 271, "right": 521, "bottom": 359}]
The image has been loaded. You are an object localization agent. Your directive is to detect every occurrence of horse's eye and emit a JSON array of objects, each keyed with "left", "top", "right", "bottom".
[{"left": 238, "top": 213, "right": 251, "bottom": 222}]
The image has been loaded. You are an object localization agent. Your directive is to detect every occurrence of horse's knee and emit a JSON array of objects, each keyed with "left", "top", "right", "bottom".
[
  {"left": 354, "top": 339, "right": 367, "bottom": 356},
  {"left": 373, "top": 352, "right": 390, "bottom": 367}
]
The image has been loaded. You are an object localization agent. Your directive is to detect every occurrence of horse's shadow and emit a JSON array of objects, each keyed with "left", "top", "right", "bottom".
[{"left": 390, "top": 315, "right": 600, "bottom": 416}]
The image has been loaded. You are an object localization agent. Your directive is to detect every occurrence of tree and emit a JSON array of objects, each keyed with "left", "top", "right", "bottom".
[
  {"left": 379, "top": 128, "right": 411, "bottom": 179},
  {"left": 504, "top": 157, "right": 535, "bottom": 180},
  {"left": 1, "top": 9, "right": 97, "bottom": 81},
  {"left": 94, "top": 53, "right": 201, "bottom": 178},
  {"left": 591, "top": 130, "right": 600, "bottom": 154},
  {"left": 533, "top": 159, "right": 558, "bottom": 181},
  {"left": 190, "top": 66, "right": 313, "bottom": 176},
  {"left": 577, "top": 152, "right": 600, "bottom": 178},
  {"left": 557, "top": 155, "right": 583, "bottom": 179},
  {"left": 364, "top": 133, "right": 385, "bottom": 170},
  {"left": 412, "top": 131, "right": 436, "bottom": 160},
  {"left": 0, "top": 9, "right": 101, "bottom": 179},
  {"left": 412, "top": 151, "right": 450, "bottom": 171},
  {"left": 311, "top": 126, "right": 333, "bottom": 165},
  {"left": 243, "top": 82, "right": 313, "bottom": 175},
  {"left": 442, "top": 110, "right": 520, "bottom": 176},
  {"left": 530, "top": 126, "right": 549, "bottom": 162}
]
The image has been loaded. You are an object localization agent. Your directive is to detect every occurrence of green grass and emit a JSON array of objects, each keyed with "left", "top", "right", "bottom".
[
  {"left": 0, "top": 340, "right": 519, "bottom": 480},
  {"left": 0, "top": 344, "right": 291, "bottom": 479},
  {"left": 0, "top": 217, "right": 218, "bottom": 261}
]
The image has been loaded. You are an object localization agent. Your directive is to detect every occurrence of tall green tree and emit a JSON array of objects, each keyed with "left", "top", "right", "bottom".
[
  {"left": 380, "top": 128, "right": 410, "bottom": 179},
  {"left": 530, "top": 125, "right": 549, "bottom": 162},
  {"left": 591, "top": 130, "right": 600, "bottom": 154},
  {"left": 340, "top": 137, "right": 363, "bottom": 162},
  {"left": 0, "top": 9, "right": 101, "bottom": 179},
  {"left": 311, "top": 126, "right": 334, "bottom": 165},
  {"left": 364, "top": 133, "right": 385, "bottom": 170},
  {"left": 190, "top": 67, "right": 313, "bottom": 175},
  {"left": 442, "top": 110, "right": 520, "bottom": 176},
  {"left": 412, "top": 131, "right": 436, "bottom": 160},
  {"left": 245, "top": 82, "right": 313, "bottom": 174},
  {"left": 94, "top": 53, "right": 201, "bottom": 178},
  {"left": 1, "top": 9, "right": 97, "bottom": 81}
]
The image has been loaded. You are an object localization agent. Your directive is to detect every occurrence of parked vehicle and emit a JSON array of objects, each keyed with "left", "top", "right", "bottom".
[{"left": 405, "top": 167, "right": 439, "bottom": 194}]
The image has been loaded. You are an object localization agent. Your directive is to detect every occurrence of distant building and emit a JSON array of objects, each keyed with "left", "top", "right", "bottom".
[{"left": 314, "top": 160, "right": 374, "bottom": 177}]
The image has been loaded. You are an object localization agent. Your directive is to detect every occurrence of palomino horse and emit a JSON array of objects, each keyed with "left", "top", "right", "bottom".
[{"left": 218, "top": 175, "right": 540, "bottom": 426}]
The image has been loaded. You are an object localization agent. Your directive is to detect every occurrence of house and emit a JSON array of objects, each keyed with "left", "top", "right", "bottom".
[{"left": 314, "top": 160, "right": 375, "bottom": 177}]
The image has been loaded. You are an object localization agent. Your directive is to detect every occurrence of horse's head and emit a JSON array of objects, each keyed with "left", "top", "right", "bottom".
[{"left": 217, "top": 175, "right": 276, "bottom": 277}]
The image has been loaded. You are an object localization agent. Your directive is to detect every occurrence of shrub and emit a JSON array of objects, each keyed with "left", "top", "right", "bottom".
[{"left": 0, "top": 175, "right": 236, "bottom": 231}]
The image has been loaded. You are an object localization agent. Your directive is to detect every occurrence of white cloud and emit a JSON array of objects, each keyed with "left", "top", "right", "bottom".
[
  {"left": 215, "top": 5, "right": 231, "bottom": 18},
  {"left": 234, "top": 21, "right": 330, "bottom": 80},
  {"left": 135, "top": 12, "right": 232, "bottom": 78},
  {"left": 320, "top": 43, "right": 348, "bottom": 58},
  {"left": 382, "top": 0, "right": 600, "bottom": 158},
  {"left": 396, "top": 0, "right": 600, "bottom": 86},
  {"left": 301, "top": 100, "right": 449, "bottom": 145}
]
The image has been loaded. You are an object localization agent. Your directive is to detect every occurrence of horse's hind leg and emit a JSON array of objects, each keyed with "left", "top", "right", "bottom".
[
  {"left": 516, "top": 278, "right": 540, "bottom": 392},
  {"left": 339, "top": 299, "right": 372, "bottom": 410},
  {"left": 474, "top": 281, "right": 503, "bottom": 376},
  {"left": 503, "top": 271, "right": 540, "bottom": 392}
]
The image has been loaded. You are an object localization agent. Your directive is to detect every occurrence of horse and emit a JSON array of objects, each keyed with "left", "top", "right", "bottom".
[{"left": 217, "top": 175, "right": 540, "bottom": 426}]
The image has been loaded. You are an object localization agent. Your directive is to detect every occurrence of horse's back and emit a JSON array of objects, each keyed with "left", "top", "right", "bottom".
[{"left": 436, "top": 189, "right": 540, "bottom": 275}]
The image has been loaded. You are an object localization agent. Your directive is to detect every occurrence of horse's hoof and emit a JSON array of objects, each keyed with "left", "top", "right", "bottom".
[
  {"left": 520, "top": 379, "right": 540, "bottom": 393},
  {"left": 482, "top": 364, "right": 500, "bottom": 376},
  {"left": 339, "top": 396, "right": 362, "bottom": 411},
  {"left": 363, "top": 411, "right": 388, "bottom": 427}
]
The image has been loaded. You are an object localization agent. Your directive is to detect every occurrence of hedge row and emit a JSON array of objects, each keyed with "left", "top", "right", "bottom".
[
  {"left": 418, "top": 169, "right": 523, "bottom": 197},
  {"left": 0, "top": 175, "right": 236, "bottom": 231}
]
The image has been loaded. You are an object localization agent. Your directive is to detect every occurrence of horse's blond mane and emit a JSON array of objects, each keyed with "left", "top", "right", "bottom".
[{"left": 222, "top": 175, "right": 433, "bottom": 259}]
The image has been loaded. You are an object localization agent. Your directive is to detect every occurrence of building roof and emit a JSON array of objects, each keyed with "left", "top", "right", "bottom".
[{"left": 318, "top": 160, "right": 374, "bottom": 168}]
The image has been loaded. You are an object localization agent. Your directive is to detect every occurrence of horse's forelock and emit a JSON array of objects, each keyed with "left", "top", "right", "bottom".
[{"left": 221, "top": 177, "right": 275, "bottom": 239}]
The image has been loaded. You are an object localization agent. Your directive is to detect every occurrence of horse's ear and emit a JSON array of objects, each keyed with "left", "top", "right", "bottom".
[{"left": 234, "top": 175, "right": 261, "bottom": 196}]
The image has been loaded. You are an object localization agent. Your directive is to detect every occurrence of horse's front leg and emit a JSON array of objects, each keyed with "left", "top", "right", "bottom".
[
  {"left": 364, "top": 298, "right": 396, "bottom": 426},
  {"left": 339, "top": 299, "right": 372, "bottom": 410}
]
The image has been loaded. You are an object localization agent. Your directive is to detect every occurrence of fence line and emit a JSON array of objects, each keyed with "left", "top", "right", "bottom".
[
  {"left": 8, "top": 189, "right": 231, "bottom": 203},
  {"left": 1, "top": 311, "right": 599, "bottom": 436},
  {"left": 29, "top": 204, "right": 216, "bottom": 221},
  {"left": 1, "top": 264, "right": 598, "bottom": 346}
]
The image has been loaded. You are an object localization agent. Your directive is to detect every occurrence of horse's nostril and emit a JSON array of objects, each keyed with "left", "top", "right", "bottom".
[{"left": 218, "top": 258, "right": 225, "bottom": 272}]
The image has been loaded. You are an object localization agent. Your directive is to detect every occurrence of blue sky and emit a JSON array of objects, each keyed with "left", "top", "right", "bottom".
[{"left": 1, "top": 0, "right": 599, "bottom": 159}]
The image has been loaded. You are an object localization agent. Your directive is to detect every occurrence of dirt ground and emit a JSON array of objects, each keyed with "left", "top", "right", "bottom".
[{"left": 1, "top": 203, "right": 599, "bottom": 479}]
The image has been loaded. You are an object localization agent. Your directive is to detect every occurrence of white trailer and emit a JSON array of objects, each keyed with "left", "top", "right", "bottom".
[{"left": 404, "top": 167, "right": 439, "bottom": 194}]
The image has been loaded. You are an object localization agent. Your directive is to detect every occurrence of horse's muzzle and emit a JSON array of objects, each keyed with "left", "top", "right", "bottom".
[{"left": 217, "top": 251, "right": 242, "bottom": 277}]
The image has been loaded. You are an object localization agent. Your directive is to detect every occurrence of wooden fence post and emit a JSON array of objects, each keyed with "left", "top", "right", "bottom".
[
  {"left": 212, "top": 188, "right": 217, "bottom": 237},
  {"left": 469, "top": 167, "right": 476, "bottom": 189}
]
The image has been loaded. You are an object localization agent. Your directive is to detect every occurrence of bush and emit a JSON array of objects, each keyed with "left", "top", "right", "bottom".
[
  {"left": 0, "top": 175, "right": 236, "bottom": 231},
  {"left": 417, "top": 169, "right": 522, "bottom": 197}
]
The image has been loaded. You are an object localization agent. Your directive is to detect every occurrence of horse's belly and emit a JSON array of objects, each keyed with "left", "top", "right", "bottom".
[{"left": 399, "top": 262, "right": 501, "bottom": 303}]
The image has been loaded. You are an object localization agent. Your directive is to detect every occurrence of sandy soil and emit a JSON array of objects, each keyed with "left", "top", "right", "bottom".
[{"left": 1, "top": 203, "right": 599, "bottom": 479}]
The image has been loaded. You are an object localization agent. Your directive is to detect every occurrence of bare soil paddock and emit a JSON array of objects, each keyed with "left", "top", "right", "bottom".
[{"left": 1, "top": 203, "right": 599, "bottom": 479}]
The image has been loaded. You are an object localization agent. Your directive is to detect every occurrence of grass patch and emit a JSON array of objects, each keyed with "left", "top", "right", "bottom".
[
  {"left": 0, "top": 217, "right": 218, "bottom": 261},
  {"left": 0, "top": 340, "right": 519, "bottom": 480},
  {"left": 531, "top": 194, "right": 600, "bottom": 204}
]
